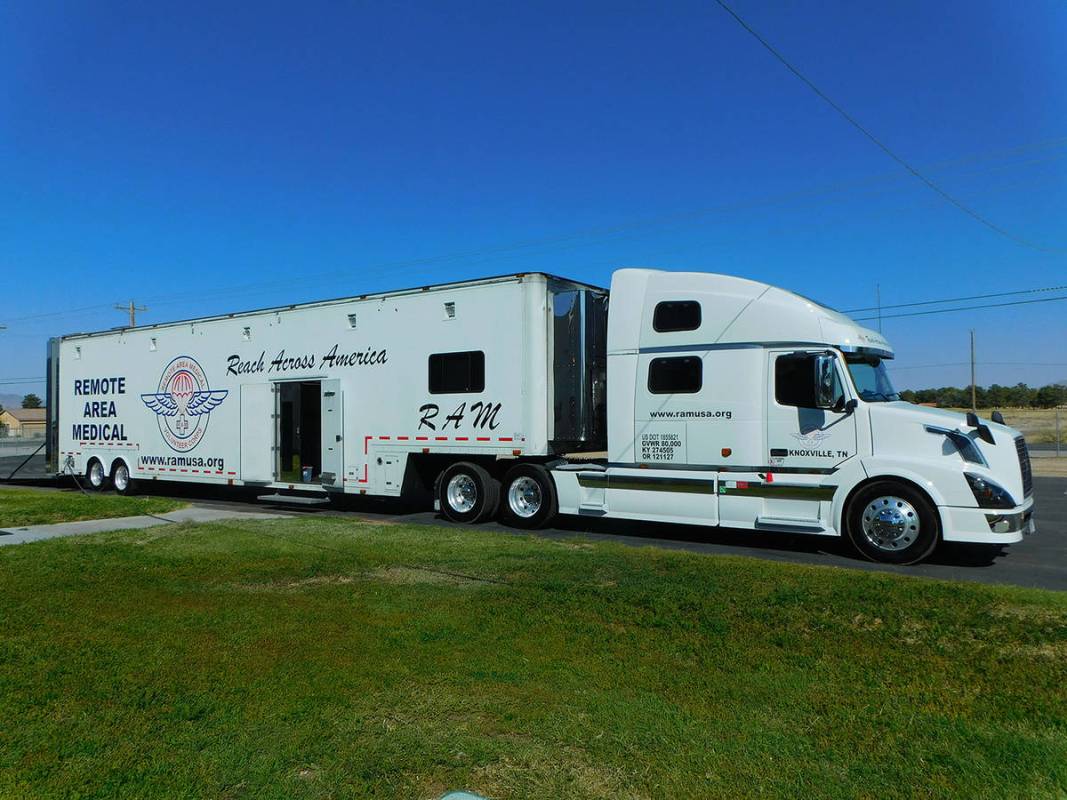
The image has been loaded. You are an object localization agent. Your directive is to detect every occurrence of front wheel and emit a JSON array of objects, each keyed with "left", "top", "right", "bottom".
[
  {"left": 437, "top": 462, "right": 500, "bottom": 524},
  {"left": 845, "top": 480, "right": 940, "bottom": 565},
  {"left": 500, "top": 463, "right": 558, "bottom": 529}
]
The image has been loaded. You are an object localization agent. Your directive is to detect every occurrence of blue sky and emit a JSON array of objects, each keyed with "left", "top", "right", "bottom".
[{"left": 1, "top": 0, "right": 1065, "bottom": 398}]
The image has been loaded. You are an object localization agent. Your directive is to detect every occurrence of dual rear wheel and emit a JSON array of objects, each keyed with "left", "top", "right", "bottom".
[
  {"left": 436, "top": 461, "right": 557, "bottom": 529},
  {"left": 84, "top": 459, "right": 136, "bottom": 496}
]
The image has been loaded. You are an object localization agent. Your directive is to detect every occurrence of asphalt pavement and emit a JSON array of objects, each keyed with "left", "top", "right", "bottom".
[{"left": 4, "top": 467, "right": 1064, "bottom": 590}]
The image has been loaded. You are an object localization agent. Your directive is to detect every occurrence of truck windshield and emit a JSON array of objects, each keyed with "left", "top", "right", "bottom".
[{"left": 845, "top": 355, "right": 899, "bottom": 402}]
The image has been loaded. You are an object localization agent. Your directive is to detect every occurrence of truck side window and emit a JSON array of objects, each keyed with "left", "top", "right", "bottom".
[
  {"left": 652, "top": 301, "right": 701, "bottom": 332},
  {"left": 648, "top": 356, "right": 702, "bottom": 394},
  {"left": 429, "top": 351, "right": 485, "bottom": 394},
  {"left": 775, "top": 353, "right": 840, "bottom": 407}
]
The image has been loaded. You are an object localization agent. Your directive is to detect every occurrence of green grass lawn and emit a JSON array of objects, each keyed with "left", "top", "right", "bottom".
[
  {"left": 0, "top": 517, "right": 1065, "bottom": 799},
  {"left": 0, "top": 487, "right": 184, "bottom": 527}
]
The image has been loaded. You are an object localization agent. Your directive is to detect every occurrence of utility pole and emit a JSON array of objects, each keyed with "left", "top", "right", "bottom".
[
  {"left": 115, "top": 301, "right": 147, "bottom": 327},
  {"left": 970, "top": 329, "right": 977, "bottom": 411},
  {"left": 876, "top": 284, "right": 882, "bottom": 333}
]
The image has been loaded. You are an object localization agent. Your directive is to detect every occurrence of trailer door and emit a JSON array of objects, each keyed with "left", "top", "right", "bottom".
[
  {"left": 320, "top": 380, "right": 343, "bottom": 488},
  {"left": 240, "top": 383, "right": 276, "bottom": 483}
]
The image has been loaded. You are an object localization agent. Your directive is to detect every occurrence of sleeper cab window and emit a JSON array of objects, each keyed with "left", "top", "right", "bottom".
[
  {"left": 429, "top": 350, "right": 485, "bottom": 394},
  {"left": 652, "top": 300, "right": 701, "bottom": 333},
  {"left": 648, "top": 356, "right": 702, "bottom": 394}
]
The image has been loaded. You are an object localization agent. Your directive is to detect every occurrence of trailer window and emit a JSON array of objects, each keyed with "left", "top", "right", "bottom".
[
  {"left": 653, "top": 301, "right": 701, "bottom": 332},
  {"left": 429, "top": 351, "right": 485, "bottom": 394},
  {"left": 648, "top": 356, "right": 702, "bottom": 394}
]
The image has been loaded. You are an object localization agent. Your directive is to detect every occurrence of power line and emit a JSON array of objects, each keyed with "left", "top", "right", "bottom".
[
  {"left": 890, "top": 361, "right": 1067, "bottom": 371},
  {"left": 843, "top": 284, "right": 1067, "bottom": 313},
  {"left": 711, "top": 0, "right": 1066, "bottom": 254},
  {"left": 4, "top": 137, "right": 1065, "bottom": 330},
  {"left": 853, "top": 294, "right": 1067, "bottom": 321}
]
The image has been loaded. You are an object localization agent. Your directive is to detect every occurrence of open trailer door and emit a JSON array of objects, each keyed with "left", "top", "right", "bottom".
[
  {"left": 320, "top": 379, "right": 343, "bottom": 488},
  {"left": 240, "top": 383, "right": 276, "bottom": 483}
]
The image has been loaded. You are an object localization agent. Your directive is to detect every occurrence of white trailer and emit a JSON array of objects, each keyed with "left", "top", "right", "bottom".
[{"left": 47, "top": 268, "right": 1035, "bottom": 564}]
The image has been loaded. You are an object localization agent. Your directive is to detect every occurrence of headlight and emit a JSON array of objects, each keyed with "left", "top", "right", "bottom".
[{"left": 965, "top": 473, "right": 1015, "bottom": 509}]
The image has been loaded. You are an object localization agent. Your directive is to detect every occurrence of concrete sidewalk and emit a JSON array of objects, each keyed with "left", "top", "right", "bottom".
[{"left": 0, "top": 506, "right": 289, "bottom": 546}]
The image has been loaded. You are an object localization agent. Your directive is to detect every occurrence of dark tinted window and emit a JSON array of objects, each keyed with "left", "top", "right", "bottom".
[
  {"left": 648, "top": 356, "right": 702, "bottom": 394},
  {"left": 775, "top": 353, "right": 817, "bottom": 407},
  {"left": 429, "top": 351, "right": 485, "bottom": 394},
  {"left": 653, "top": 301, "right": 701, "bottom": 332}
]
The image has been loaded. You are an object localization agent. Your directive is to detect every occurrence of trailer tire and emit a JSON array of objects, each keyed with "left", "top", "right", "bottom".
[
  {"left": 111, "top": 460, "right": 137, "bottom": 496},
  {"left": 86, "top": 459, "right": 107, "bottom": 491},
  {"left": 500, "top": 463, "right": 558, "bottom": 529},
  {"left": 845, "top": 480, "right": 940, "bottom": 565},
  {"left": 437, "top": 462, "right": 500, "bottom": 524}
]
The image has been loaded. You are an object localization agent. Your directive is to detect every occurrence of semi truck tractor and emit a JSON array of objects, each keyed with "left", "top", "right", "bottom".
[{"left": 47, "top": 268, "right": 1035, "bottom": 564}]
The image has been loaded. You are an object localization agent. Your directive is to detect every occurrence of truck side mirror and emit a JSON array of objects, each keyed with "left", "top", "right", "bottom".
[{"left": 814, "top": 354, "right": 838, "bottom": 409}]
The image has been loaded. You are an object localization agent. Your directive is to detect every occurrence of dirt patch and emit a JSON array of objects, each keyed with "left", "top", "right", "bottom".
[
  {"left": 235, "top": 574, "right": 356, "bottom": 592},
  {"left": 366, "top": 565, "right": 489, "bottom": 586},
  {"left": 472, "top": 748, "right": 649, "bottom": 800},
  {"left": 999, "top": 641, "right": 1067, "bottom": 660},
  {"left": 989, "top": 603, "right": 1067, "bottom": 627},
  {"left": 1031, "top": 459, "right": 1067, "bottom": 478}
]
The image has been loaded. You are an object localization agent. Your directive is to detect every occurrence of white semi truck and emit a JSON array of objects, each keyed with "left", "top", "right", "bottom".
[{"left": 46, "top": 268, "right": 1035, "bottom": 564}]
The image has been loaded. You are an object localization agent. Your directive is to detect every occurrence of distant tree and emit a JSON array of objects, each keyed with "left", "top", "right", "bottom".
[
  {"left": 898, "top": 382, "right": 1066, "bottom": 408},
  {"left": 21, "top": 394, "right": 42, "bottom": 409},
  {"left": 1034, "top": 384, "right": 1067, "bottom": 408}
]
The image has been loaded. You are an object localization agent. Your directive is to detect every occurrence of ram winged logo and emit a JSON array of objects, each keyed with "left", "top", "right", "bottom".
[
  {"left": 141, "top": 356, "right": 228, "bottom": 453},
  {"left": 791, "top": 430, "right": 832, "bottom": 443}
]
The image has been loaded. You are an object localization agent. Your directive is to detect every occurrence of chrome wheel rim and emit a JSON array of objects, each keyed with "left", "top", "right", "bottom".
[
  {"left": 446, "top": 474, "right": 478, "bottom": 514},
  {"left": 114, "top": 464, "right": 129, "bottom": 492},
  {"left": 88, "top": 461, "right": 105, "bottom": 488},
  {"left": 507, "top": 476, "right": 542, "bottom": 519},
  {"left": 861, "top": 495, "right": 920, "bottom": 551}
]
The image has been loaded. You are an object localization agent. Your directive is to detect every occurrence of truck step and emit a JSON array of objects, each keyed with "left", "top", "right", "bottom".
[
  {"left": 755, "top": 515, "right": 824, "bottom": 531},
  {"left": 256, "top": 493, "right": 331, "bottom": 506}
]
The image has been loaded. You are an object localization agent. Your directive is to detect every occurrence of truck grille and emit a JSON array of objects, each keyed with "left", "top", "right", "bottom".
[{"left": 1015, "top": 436, "right": 1033, "bottom": 498}]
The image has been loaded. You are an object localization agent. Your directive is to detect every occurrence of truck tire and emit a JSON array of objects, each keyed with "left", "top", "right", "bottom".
[
  {"left": 845, "top": 480, "right": 940, "bottom": 565},
  {"left": 437, "top": 462, "right": 500, "bottom": 524},
  {"left": 112, "top": 460, "right": 137, "bottom": 496},
  {"left": 86, "top": 459, "right": 107, "bottom": 491},
  {"left": 500, "top": 463, "right": 558, "bottom": 529}
]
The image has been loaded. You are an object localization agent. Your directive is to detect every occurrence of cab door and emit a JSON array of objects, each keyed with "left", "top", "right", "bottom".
[{"left": 765, "top": 350, "right": 857, "bottom": 472}]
